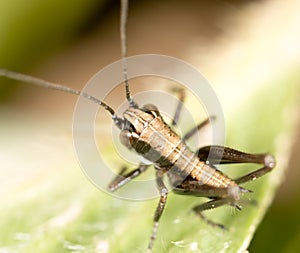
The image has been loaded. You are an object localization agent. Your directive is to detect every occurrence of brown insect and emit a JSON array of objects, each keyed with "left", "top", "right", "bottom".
[{"left": 0, "top": 0, "right": 276, "bottom": 252}]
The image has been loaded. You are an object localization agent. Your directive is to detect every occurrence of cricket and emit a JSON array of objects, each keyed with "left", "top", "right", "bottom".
[{"left": 0, "top": 0, "right": 276, "bottom": 252}]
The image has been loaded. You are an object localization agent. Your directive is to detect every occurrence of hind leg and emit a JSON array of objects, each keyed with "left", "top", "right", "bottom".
[
  {"left": 193, "top": 198, "right": 234, "bottom": 229},
  {"left": 173, "top": 180, "right": 243, "bottom": 229},
  {"left": 197, "top": 145, "right": 276, "bottom": 184}
]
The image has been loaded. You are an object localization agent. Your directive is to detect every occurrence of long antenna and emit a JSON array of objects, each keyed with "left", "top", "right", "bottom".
[
  {"left": 120, "top": 0, "right": 135, "bottom": 107},
  {"left": 0, "top": 68, "right": 124, "bottom": 129}
]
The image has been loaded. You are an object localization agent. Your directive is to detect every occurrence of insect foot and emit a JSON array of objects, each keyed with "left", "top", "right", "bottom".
[{"left": 264, "top": 154, "right": 276, "bottom": 169}]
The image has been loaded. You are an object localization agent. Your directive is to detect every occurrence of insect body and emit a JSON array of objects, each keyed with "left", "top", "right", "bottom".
[
  {"left": 107, "top": 94, "right": 275, "bottom": 251},
  {"left": 0, "top": 0, "right": 276, "bottom": 252},
  {"left": 118, "top": 105, "right": 238, "bottom": 191}
]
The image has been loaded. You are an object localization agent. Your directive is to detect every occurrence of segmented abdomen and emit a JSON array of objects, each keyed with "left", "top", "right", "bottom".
[{"left": 137, "top": 116, "right": 234, "bottom": 188}]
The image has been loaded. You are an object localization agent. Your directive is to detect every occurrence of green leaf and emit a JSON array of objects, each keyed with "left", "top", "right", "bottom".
[
  {"left": 1, "top": 71, "right": 298, "bottom": 253},
  {"left": 1, "top": 1, "right": 299, "bottom": 253}
]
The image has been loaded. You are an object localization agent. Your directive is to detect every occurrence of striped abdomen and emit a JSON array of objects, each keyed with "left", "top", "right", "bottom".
[{"left": 124, "top": 107, "right": 236, "bottom": 189}]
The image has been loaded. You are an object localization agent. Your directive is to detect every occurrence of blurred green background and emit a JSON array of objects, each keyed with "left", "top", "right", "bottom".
[{"left": 0, "top": 0, "right": 300, "bottom": 252}]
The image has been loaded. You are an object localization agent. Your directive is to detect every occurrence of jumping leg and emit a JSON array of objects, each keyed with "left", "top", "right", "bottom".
[
  {"left": 172, "top": 179, "right": 242, "bottom": 229},
  {"left": 193, "top": 198, "right": 233, "bottom": 229},
  {"left": 197, "top": 145, "right": 276, "bottom": 184}
]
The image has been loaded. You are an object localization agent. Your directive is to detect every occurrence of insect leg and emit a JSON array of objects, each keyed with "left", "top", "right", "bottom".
[
  {"left": 197, "top": 145, "right": 266, "bottom": 164},
  {"left": 197, "top": 145, "right": 276, "bottom": 184},
  {"left": 182, "top": 116, "right": 216, "bottom": 142},
  {"left": 148, "top": 169, "right": 168, "bottom": 252},
  {"left": 234, "top": 163, "right": 274, "bottom": 184},
  {"left": 108, "top": 164, "right": 149, "bottom": 192},
  {"left": 173, "top": 179, "right": 243, "bottom": 228},
  {"left": 171, "top": 87, "right": 215, "bottom": 140},
  {"left": 171, "top": 88, "right": 185, "bottom": 126},
  {"left": 192, "top": 197, "right": 233, "bottom": 229}
]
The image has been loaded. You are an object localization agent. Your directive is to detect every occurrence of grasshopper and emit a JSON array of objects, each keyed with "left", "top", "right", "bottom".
[{"left": 0, "top": 0, "right": 276, "bottom": 251}]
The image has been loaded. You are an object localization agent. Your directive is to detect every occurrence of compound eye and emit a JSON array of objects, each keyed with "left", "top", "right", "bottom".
[{"left": 142, "top": 104, "right": 161, "bottom": 117}]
